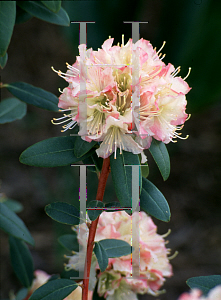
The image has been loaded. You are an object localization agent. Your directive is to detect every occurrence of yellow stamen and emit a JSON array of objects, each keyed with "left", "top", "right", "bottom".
[
  {"left": 183, "top": 67, "right": 191, "bottom": 80},
  {"left": 168, "top": 251, "right": 179, "bottom": 260},
  {"left": 157, "top": 41, "right": 166, "bottom": 55},
  {"left": 122, "top": 34, "right": 124, "bottom": 47}
]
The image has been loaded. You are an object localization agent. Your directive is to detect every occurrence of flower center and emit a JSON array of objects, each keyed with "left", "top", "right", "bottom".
[{"left": 115, "top": 72, "right": 132, "bottom": 115}]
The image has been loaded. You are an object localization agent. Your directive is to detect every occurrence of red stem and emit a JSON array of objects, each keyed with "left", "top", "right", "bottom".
[{"left": 82, "top": 157, "right": 110, "bottom": 300}]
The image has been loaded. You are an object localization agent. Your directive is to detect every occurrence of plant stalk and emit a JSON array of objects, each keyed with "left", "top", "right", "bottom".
[{"left": 82, "top": 157, "right": 110, "bottom": 300}]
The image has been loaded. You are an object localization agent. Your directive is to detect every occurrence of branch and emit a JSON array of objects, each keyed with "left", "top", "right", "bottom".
[{"left": 82, "top": 157, "right": 110, "bottom": 300}]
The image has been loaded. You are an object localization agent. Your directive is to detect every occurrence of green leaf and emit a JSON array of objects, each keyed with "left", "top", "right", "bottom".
[
  {"left": 45, "top": 202, "right": 80, "bottom": 225},
  {"left": 141, "top": 162, "right": 149, "bottom": 178},
  {"left": 5, "top": 82, "right": 59, "bottom": 112},
  {"left": 123, "top": 150, "right": 142, "bottom": 194},
  {"left": 41, "top": 1, "right": 61, "bottom": 13},
  {"left": 149, "top": 139, "right": 170, "bottom": 181},
  {"left": 58, "top": 234, "right": 79, "bottom": 252},
  {"left": 110, "top": 150, "right": 141, "bottom": 208},
  {"left": 187, "top": 275, "right": 221, "bottom": 296},
  {"left": 17, "top": 1, "right": 70, "bottom": 26},
  {"left": 110, "top": 149, "right": 130, "bottom": 207},
  {"left": 0, "top": 98, "right": 27, "bottom": 124},
  {"left": 47, "top": 274, "right": 60, "bottom": 281},
  {"left": 29, "top": 279, "right": 78, "bottom": 300},
  {"left": 0, "top": 203, "right": 34, "bottom": 245},
  {"left": 9, "top": 236, "right": 34, "bottom": 288},
  {"left": 140, "top": 177, "right": 170, "bottom": 222},
  {"left": 99, "top": 239, "right": 132, "bottom": 258},
  {"left": 15, "top": 5, "right": 32, "bottom": 24},
  {"left": 91, "top": 152, "right": 103, "bottom": 172},
  {"left": 87, "top": 200, "right": 104, "bottom": 221},
  {"left": 94, "top": 242, "right": 109, "bottom": 272},
  {"left": 19, "top": 136, "right": 95, "bottom": 167},
  {"left": 1, "top": 198, "right": 24, "bottom": 213},
  {"left": 15, "top": 288, "right": 28, "bottom": 300},
  {"left": 0, "top": 52, "right": 8, "bottom": 69},
  {"left": 74, "top": 137, "right": 97, "bottom": 158},
  {"left": 0, "top": 1, "right": 16, "bottom": 56}
]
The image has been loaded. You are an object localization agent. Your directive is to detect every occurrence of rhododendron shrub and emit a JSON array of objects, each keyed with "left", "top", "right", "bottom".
[{"left": 3, "top": 24, "right": 220, "bottom": 300}]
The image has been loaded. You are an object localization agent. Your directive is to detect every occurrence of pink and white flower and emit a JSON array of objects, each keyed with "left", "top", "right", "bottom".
[
  {"left": 52, "top": 36, "right": 190, "bottom": 158},
  {"left": 66, "top": 211, "right": 173, "bottom": 299}
]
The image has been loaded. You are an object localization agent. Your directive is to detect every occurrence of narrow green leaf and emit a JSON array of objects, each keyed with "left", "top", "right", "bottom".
[
  {"left": 41, "top": 1, "right": 61, "bottom": 13},
  {"left": 19, "top": 136, "right": 95, "bottom": 167},
  {"left": 91, "top": 152, "right": 103, "bottom": 172},
  {"left": 149, "top": 139, "right": 170, "bottom": 181},
  {"left": 29, "top": 279, "right": 78, "bottom": 300},
  {"left": 0, "top": 52, "right": 8, "bottom": 69},
  {"left": 140, "top": 177, "right": 170, "bottom": 222},
  {"left": 0, "top": 98, "right": 27, "bottom": 124},
  {"left": 15, "top": 288, "right": 28, "bottom": 300},
  {"left": 123, "top": 150, "right": 142, "bottom": 195},
  {"left": 87, "top": 200, "right": 104, "bottom": 221},
  {"left": 74, "top": 137, "right": 97, "bottom": 158},
  {"left": 99, "top": 239, "right": 132, "bottom": 258},
  {"left": 141, "top": 162, "right": 149, "bottom": 178},
  {"left": 110, "top": 150, "right": 141, "bottom": 208},
  {"left": 0, "top": 1, "right": 16, "bottom": 56},
  {"left": 15, "top": 6, "right": 32, "bottom": 24},
  {"left": 187, "top": 275, "right": 221, "bottom": 296},
  {"left": 17, "top": 1, "right": 70, "bottom": 26},
  {"left": 5, "top": 82, "right": 59, "bottom": 112},
  {"left": 0, "top": 203, "right": 34, "bottom": 245},
  {"left": 9, "top": 236, "right": 34, "bottom": 288},
  {"left": 47, "top": 274, "right": 60, "bottom": 281},
  {"left": 58, "top": 234, "right": 79, "bottom": 252},
  {"left": 45, "top": 202, "right": 80, "bottom": 225},
  {"left": 138, "top": 153, "right": 149, "bottom": 178},
  {"left": 94, "top": 242, "right": 109, "bottom": 272},
  {"left": 110, "top": 149, "right": 131, "bottom": 208},
  {"left": 1, "top": 198, "right": 24, "bottom": 213}
]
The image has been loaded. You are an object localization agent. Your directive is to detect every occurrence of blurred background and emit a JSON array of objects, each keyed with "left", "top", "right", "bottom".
[{"left": 1, "top": 0, "right": 221, "bottom": 299}]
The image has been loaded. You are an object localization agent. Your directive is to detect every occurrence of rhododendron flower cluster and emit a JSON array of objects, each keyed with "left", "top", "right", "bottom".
[
  {"left": 52, "top": 36, "right": 191, "bottom": 159},
  {"left": 178, "top": 285, "right": 221, "bottom": 300},
  {"left": 66, "top": 211, "right": 173, "bottom": 299}
]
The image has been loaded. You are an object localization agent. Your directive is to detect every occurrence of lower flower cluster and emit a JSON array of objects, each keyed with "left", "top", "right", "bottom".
[{"left": 66, "top": 211, "right": 173, "bottom": 299}]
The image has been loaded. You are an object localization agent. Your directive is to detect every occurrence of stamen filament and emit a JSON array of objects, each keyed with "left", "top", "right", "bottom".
[{"left": 183, "top": 67, "right": 191, "bottom": 80}]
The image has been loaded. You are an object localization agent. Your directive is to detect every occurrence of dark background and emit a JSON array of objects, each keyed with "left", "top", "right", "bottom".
[{"left": 1, "top": 1, "right": 221, "bottom": 299}]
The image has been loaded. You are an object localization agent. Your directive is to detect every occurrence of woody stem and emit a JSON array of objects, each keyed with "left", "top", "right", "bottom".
[{"left": 82, "top": 157, "right": 110, "bottom": 300}]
